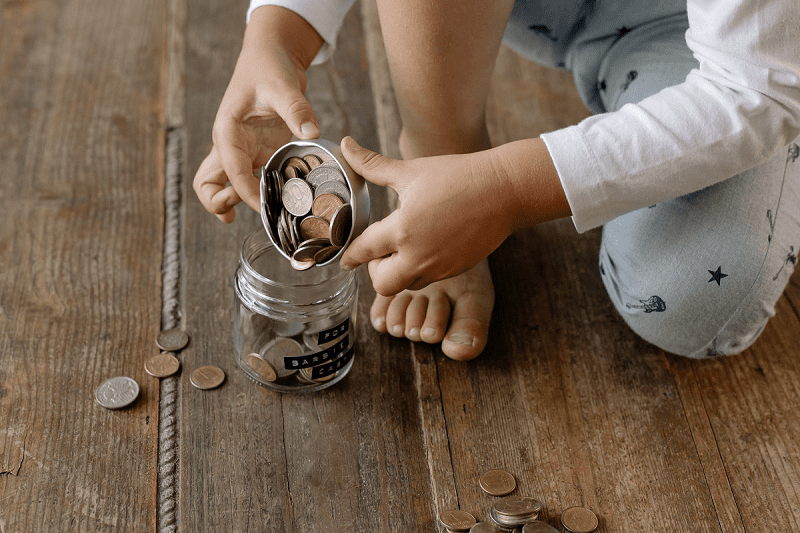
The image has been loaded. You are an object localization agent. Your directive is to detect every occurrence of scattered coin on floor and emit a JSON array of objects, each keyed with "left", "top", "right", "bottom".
[
  {"left": 560, "top": 506, "right": 598, "bottom": 533},
  {"left": 480, "top": 469, "right": 517, "bottom": 496},
  {"left": 95, "top": 376, "right": 140, "bottom": 409},
  {"left": 145, "top": 352, "right": 180, "bottom": 378},
  {"left": 439, "top": 510, "right": 477, "bottom": 532},
  {"left": 190, "top": 365, "right": 225, "bottom": 390},
  {"left": 156, "top": 328, "right": 189, "bottom": 352}
]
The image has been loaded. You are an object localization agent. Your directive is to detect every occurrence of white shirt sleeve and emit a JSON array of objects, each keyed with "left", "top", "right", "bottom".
[
  {"left": 248, "top": 0, "right": 356, "bottom": 65},
  {"left": 542, "top": 0, "right": 800, "bottom": 233}
]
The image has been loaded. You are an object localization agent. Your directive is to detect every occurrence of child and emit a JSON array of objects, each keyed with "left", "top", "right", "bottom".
[{"left": 194, "top": 0, "right": 800, "bottom": 361}]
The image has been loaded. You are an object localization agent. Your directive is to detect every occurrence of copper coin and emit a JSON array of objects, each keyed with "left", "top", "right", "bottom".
[
  {"left": 261, "top": 337, "right": 303, "bottom": 377},
  {"left": 145, "top": 352, "right": 180, "bottom": 378},
  {"left": 293, "top": 243, "right": 325, "bottom": 263},
  {"left": 439, "top": 510, "right": 476, "bottom": 532},
  {"left": 283, "top": 156, "right": 310, "bottom": 176},
  {"left": 306, "top": 165, "right": 346, "bottom": 188},
  {"left": 282, "top": 177, "right": 313, "bottom": 216},
  {"left": 314, "top": 179, "right": 350, "bottom": 203},
  {"left": 156, "top": 328, "right": 189, "bottom": 352},
  {"left": 560, "top": 507, "right": 598, "bottom": 533},
  {"left": 312, "top": 193, "right": 345, "bottom": 222},
  {"left": 329, "top": 204, "right": 352, "bottom": 247},
  {"left": 479, "top": 469, "right": 517, "bottom": 496},
  {"left": 247, "top": 353, "right": 277, "bottom": 382},
  {"left": 190, "top": 365, "right": 225, "bottom": 390},
  {"left": 302, "top": 153, "right": 322, "bottom": 170},
  {"left": 95, "top": 376, "right": 140, "bottom": 409},
  {"left": 299, "top": 215, "right": 331, "bottom": 241},
  {"left": 521, "top": 521, "right": 559, "bottom": 533},
  {"left": 314, "top": 245, "right": 341, "bottom": 264},
  {"left": 288, "top": 212, "right": 301, "bottom": 248},
  {"left": 470, "top": 522, "right": 503, "bottom": 533},
  {"left": 299, "top": 365, "right": 336, "bottom": 383},
  {"left": 282, "top": 164, "right": 299, "bottom": 181}
]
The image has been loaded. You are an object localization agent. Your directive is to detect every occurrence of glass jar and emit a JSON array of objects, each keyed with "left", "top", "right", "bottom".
[{"left": 233, "top": 227, "right": 358, "bottom": 392}]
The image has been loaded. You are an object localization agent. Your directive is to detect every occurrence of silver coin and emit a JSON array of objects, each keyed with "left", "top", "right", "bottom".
[
  {"left": 521, "top": 521, "right": 560, "bottom": 533},
  {"left": 95, "top": 376, "right": 140, "bottom": 409},
  {"left": 282, "top": 177, "right": 313, "bottom": 216},
  {"left": 156, "top": 328, "right": 189, "bottom": 352},
  {"left": 314, "top": 179, "right": 350, "bottom": 203},
  {"left": 306, "top": 165, "right": 346, "bottom": 188},
  {"left": 288, "top": 212, "right": 301, "bottom": 248},
  {"left": 261, "top": 337, "right": 304, "bottom": 377},
  {"left": 560, "top": 507, "right": 598, "bottom": 533},
  {"left": 329, "top": 204, "right": 352, "bottom": 247}
]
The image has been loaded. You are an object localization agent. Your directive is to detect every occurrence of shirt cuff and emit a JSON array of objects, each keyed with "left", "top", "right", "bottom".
[
  {"left": 541, "top": 125, "right": 610, "bottom": 233},
  {"left": 247, "top": 0, "right": 355, "bottom": 65}
]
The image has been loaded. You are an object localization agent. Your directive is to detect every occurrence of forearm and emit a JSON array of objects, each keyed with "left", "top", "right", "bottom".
[
  {"left": 486, "top": 138, "right": 572, "bottom": 231},
  {"left": 245, "top": 6, "right": 324, "bottom": 71}
]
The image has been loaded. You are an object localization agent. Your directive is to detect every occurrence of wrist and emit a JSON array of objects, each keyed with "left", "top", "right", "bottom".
[
  {"left": 245, "top": 5, "right": 324, "bottom": 70},
  {"left": 487, "top": 138, "right": 571, "bottom": 231}
]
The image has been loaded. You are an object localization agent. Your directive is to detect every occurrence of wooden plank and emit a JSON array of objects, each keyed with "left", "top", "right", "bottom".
[
  {"left": 181, "top": 2, "right": 433, "bottom": 531},
  {"left": 0, "top": 0, "right": 165, "bottom": 530}
]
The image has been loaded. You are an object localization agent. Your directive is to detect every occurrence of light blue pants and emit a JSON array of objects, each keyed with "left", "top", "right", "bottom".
[{"left": 504, "top": 1, "right": 800, "bottom": 358}]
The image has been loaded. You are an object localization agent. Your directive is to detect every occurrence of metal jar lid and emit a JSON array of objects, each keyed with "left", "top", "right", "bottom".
[{"left": 259, "top": 139, "right": 370, "bottom": 267}]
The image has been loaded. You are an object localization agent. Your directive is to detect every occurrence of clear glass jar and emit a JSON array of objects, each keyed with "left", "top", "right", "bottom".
[{"left": 233, "top": 227, "right": 358, "bottom": 392}]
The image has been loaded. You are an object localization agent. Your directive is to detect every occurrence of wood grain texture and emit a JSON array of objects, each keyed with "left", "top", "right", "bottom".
[
  {"left": 0, "top": 0, "right": 165, "bottom": 530},
  {"left": 182, "top": 2, "right": 433, "bottom": 531}
]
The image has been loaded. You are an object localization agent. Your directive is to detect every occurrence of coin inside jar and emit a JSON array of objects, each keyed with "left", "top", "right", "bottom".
[
  {"left": 439, "top": 510, "right": 476, "bottom": 532},
  {"left": 479, "top": 469, "right": 517, "bottom": 496},
  {"left": 560, "top": 507, "right": 598, "bottom": 533},
  {"left": 261, "top": 337, "right": 303, "bottom": 377},
  {"left": 145, "top": 352, "right": 181, "bottom": 378},
  {"left": 190, "top": 365, "right": 225, "bottom": 390},
  {"left": 247, "top": 353, "right": 277, "bottom": 382}
]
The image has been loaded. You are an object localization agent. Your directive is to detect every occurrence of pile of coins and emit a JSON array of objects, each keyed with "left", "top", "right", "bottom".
[
  {"left": 261, "top": 153, "right": 353, "bottom": 271},
  {"left": 95, "top": 328, "right": 226, "bottom": 410},
  {"left": 438, "top": 469, "right": 599, "bottom": 533}
]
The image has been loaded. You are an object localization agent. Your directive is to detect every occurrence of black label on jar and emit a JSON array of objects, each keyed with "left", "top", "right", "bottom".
[
  {"left": 317, "top": 317, "right": 350, "bottom": 345},
  {"left": 311, "top": 345, "right": 354, "bottom": 379},
  {"left": 284, "top": 335, "right": 350, "bottom": 369}
]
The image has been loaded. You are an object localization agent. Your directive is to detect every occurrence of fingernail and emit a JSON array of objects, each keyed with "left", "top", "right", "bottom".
[
  {"left": 391, "top": 325, "right": 403, "bottom": 336},
  {"left": 422, "top": 328, "right": 437, "bottom": 338},
  {"left": 343, "top": 136, "right": 359, "bottom": 151},
  {"left": 301, "top": 122, "right": 319, "bottom": 138},
  {"left": 446, "top": 333, "right": 475, "bottom": 346}
]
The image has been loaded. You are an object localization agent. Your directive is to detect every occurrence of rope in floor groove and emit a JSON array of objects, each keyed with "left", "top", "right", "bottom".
[{"left": 158, "top": 127, "right": 184, "bottom": 533}]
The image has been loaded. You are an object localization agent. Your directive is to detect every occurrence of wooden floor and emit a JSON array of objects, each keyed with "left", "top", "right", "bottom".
[{"left": 2, "top": 1, "right": 799, "bottom": 531}]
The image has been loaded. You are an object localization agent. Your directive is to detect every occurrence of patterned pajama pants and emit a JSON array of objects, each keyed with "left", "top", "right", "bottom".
[{"left": 504, "top": 1, "right": 800, "bottom": 358}]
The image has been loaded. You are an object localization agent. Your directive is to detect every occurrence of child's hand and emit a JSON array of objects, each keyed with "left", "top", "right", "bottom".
[
  {"left": 193, "top": 7, "right": 324, "bottom": 223},
  {"left": 339, "top": 137, "right": 520, "bottom": 296}
]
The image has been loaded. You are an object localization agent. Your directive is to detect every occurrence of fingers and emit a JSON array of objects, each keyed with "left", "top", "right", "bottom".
[
  {"left": 193, "top": 148, "right": 242, "bottom": 223},
  {"left": 269, "top": 84, "right": 320, "bottom": 140},
  {"left": 339, "top": 216, "right": 398, "bottom": 269},
  {"left": 340, "top": 136, "right": 402, "bottom": 188}
]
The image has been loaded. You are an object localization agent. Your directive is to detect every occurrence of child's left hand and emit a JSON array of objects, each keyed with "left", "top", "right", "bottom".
[{"left": 339, "top": 137, "right": 519, "bottom": 296}]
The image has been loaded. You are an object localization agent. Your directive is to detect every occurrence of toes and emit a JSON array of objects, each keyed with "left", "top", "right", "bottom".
[
  {"left": 420, "top": 293, "right": 450, "bottom": 344},
  {"left": 370, "top": 294, "right": 392, "bottom": 332},
  {"left": 385, "top": 292, "right": 413, "bottom": 337},
  {"left": 404, "top": 295, "right": 429, "bottom": 341},
  {"left": 442, "top": 292, "right": 492, "bottom": 361}
]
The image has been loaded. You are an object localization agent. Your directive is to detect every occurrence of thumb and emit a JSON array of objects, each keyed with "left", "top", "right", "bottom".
[
  {"left": 273, "top": 86, "right": 320, "bottom": 140},
  {"left": 340, "top": 136, "right": 401, "bottom": 188}
]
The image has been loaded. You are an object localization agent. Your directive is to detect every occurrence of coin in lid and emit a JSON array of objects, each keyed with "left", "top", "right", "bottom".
[
  {"left": 283, "top": 156, "right": 310, "bottom": 175},
  {"left": 156, "top": 328, "right": 189, "bottom": 352},
  {"left": 560, "top": 507, "right": 598, "bottom": 533},
  {"left": 312, "top": 193, "right": 344, "bottom": 222},
  {"left": 282, "top": 178, "right": 314, "bottom": 216},
  {"left": 479, "top": 469, "right": 516, "bottom": 496},
  {"left": 299, "top": 215, "right": 331, "bottom": 241},
  {"left": 313, "top": 245, "right": 341, "bottom": 265},
  {"left": 95, "top": 376, "right": 140, "bottom": 409},
  {"left": 306, "top": 165, "right": 346, "bottom": 188},
  {"left": 247, "top": 353, "right": 277, "bottom": 382},
  {"left": 302, "top": 153, "right": 323, "bottom": 169},
  {"left": 190, "top": 365, "right": 225, "bottom": 390},
  {"left": 145, "top": 353, "right": 180, "bottom": 378},
  {"left": 314, "top": 179, "right": 350, "bottom": 203},
  {"left": 329, "top": 204, "right": 352, "bottom": 247},
  {"left": 439, "top": 510, "right": 476, "bottom": 531},
  {"left": 469, "top": 521, "right": 504, "bottom": 533},
  {"left": 522, "top": 521, "right": 560, "bottom": 533}
]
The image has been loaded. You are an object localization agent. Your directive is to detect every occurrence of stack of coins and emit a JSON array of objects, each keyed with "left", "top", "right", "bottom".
[{"left": 261, "top": 152, "right": 353, "bottom": 271}]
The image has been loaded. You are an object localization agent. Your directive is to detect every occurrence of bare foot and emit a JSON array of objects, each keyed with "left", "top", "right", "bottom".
[{"left": 369, "top": 258, "right": 495, "bottom": 360}]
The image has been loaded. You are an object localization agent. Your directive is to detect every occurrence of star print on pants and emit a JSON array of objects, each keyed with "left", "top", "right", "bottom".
[{"left": 708, "top": 266, "right": 728, "bottom": 285}]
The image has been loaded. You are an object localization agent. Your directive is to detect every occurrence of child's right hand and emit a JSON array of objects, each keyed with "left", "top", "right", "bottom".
[{"left": 193, "top": 6, "right": 325, "bottom": 223}]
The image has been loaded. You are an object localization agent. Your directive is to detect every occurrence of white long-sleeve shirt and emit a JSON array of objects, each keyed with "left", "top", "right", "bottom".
[{"left": 249, "top": 0, "right": 800, "bottom": 232}]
